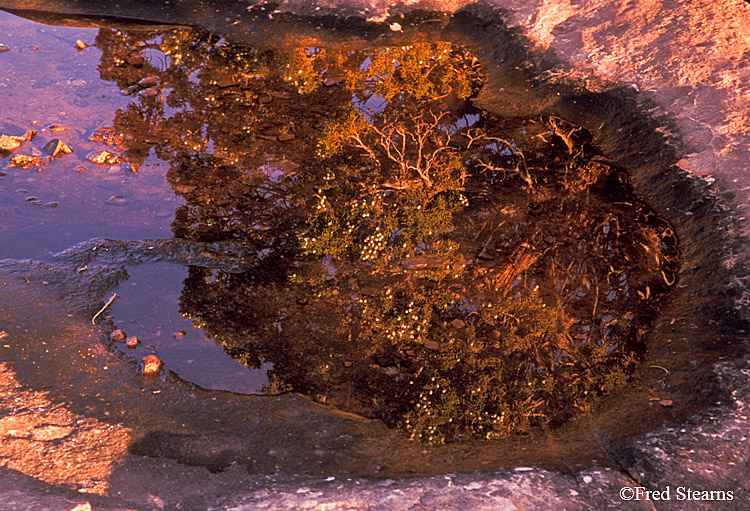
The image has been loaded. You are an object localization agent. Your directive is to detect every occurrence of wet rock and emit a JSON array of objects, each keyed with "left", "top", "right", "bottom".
[
  {"left": 46, "top": 124, "right": 67, "bottom": 133},
  {"left": 142, "top": 354, "right": 163, "bottom": 374},
  {"left": 111, "top": 329, "right": 126, "bottom": 342},
  {"left": 126, "top": 336, "right": 140, "bottom": 348},
  {"left": 8, "top": 154, "right": 44, "bottom": 170},
  {"left": 68, "top": 503, "right": 92, "bottom": 511},
  {"left": 0, "top": 130, "right": 36, "bottom": 156},
  {"left": 86, "top": 150, "right": 121, "bottom": 165},
  {"left": 106, "top": 195, "right": 127, "bottom": 205},
  {"left": 42, "top": 139, "right": 73, "bottom": 157},
  {"left": 75, "top": 39, "right": 88, "bottom": 51},
  {"left": 0, "top": 44, "right": 8, "bottom": 53},
  {"left": 138, "top": 87, "right": 160, "bottom": 98},
  {"left": 138, "top": 76, "right": 160, "bottom": 87}
]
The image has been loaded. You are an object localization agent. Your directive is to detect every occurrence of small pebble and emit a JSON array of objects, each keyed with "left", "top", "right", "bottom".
[
  {"left": 106, "top": 195, "right": 126, "bottom": 205},
  {"left": 137, "top": 76, "right": 159, "bottom": 87},
  {"left": 75, "top": 39, "right": 88, "bottom": 51},
  {"left": 173, "top": 330, "right": 187, "bottom": 340},
  {"left": 0, "top": 45, "right": 9, "bottom": 53},
  {"left": 111, "top": 329, "right": 126, "bottom": 342},
  {"left": 424, "top": 341, "right": 440, "bottom": 350},
  {"left": 44, "top": 202, "right": 58, "bottom": 208},
  {"left": 142, "top": 354, "right": 162, "bottom": 374},
  {"left": 87, "top": 150, "right": 115, "bottom": 164},
  {"left": 126, "top": 336, "right": 140, "bottom": 348},
  {"left": 451, "top": 319, "right": 466, "bottom": 329},
  {"left": 138, "top": 87, "right": 160, "bottom": 98}
]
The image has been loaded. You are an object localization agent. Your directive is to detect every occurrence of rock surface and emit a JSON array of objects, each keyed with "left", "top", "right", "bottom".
[{"left": 0, "top": 1, "right": 749, "bottom": 510}]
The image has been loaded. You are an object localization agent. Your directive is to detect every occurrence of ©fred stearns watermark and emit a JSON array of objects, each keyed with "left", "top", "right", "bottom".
[{"left": 619, "top": 486, "right": 734, "bottom": 502}]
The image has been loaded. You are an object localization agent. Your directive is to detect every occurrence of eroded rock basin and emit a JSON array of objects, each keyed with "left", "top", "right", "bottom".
[{"left": 0, "top": 2, "right": 749, "bottom": 510}]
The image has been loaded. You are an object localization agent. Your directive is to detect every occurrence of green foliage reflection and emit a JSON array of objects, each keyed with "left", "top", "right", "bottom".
[{"left": 95, "top": 27, "right": 678, "bottom": 443}]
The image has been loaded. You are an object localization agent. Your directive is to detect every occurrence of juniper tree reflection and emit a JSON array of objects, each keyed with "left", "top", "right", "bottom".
[{"left": 95, "top": 26, "right": 678, "bottom": 442}]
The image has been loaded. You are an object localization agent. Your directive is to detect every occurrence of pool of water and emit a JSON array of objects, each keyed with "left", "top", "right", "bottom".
[{"left": 0, "top": 7, "right": 698, "bottom": 445}]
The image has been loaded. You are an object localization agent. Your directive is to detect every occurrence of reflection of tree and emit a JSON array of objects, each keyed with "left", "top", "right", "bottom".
[{"left": 95, "top": 27, "right": 679, "bottom": 443}]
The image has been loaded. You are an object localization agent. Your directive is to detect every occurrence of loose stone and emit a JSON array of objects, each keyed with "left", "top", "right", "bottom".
[
  {"left": 173, "top": 330, "right": 187, "bottom": 340},
  {"left": 0, "top": 130, "right": 36, "bottom": 156},
  {"left": 42, "top": 139, "right": 73, "bottom": 157},
  {"left": 106, "top": 195, "right": 127, "bottom": 205},
  {"left": 142, "top": 354, "right": 163, "bottom": 374},
  {"left": 424, "top": 341, "right": 440, "bottom": 350},
  {"left": 138, "top": 87, "right": 160, "bottom": 98},
  {"left": 111, "top": 329, "right": 126, "bottom": 342},
  {"left": 0, "top": 45, "right": 8, "bottom": 53},
  {"left": 126, "top": 336, "right": 140, "bottom": 348},
  {"left": 75, "top": 39, "right": 88, "bottom": 51},
  {"left": 138, "top": 76, "right": 160, "bottom": 87},
  {"left": 451, "top": 319, "right": 467, "bottom": 329},
  {"left": 87, "top": 150, "right": 120, "bottom": 165}
]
